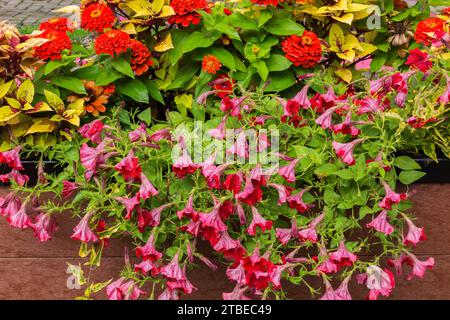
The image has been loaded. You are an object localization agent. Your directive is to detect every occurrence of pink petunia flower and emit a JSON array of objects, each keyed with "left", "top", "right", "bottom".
[
  {"left": 329, "top": 241, "right": 358, "bottom": 267},
  {"left": 135, "top": 233, "right": 162, "bottom": 262},
  {"left": 177, "top": 195, "right": 196, "bottom": 219},
  {"left": 62, "top": 180, "right": 78, "bottom": 198},
  {"left": 404, "top": 253, "right": 434, "bottom": 280},
  {"left": 366, "top": 210, "right": 394, "bottom": 235},
  {"left": 358, "top": 266, "right": 395, "bottom": 300},
  {"left": 208, "top": 116, "right": 228, "bottom": 140},
  {"left": 116, "top": 195, "right": 140, "bottom": 220},
  {"left": 332, "top": 138, "right": 364, "bottom": 166},
  {"left": 403, "top": 216, "right": 426, "bottom": 246},
  {"left": 315, "top": 106, "right": 339, "bottom": 129},
  {"left": 405, "top": 48, "right": 432, "bottom": 73},
  {"left": 268, "top": 183, "right": 292, "bottom": 205},
  {"left": 160, "top": 252, "right": 186, "bottom": 281},
  {"left": 138, "top": 172, "right": 159, "bottom": 200},
  {"left": 7, "top": 200, "right": 32, "bottom": 229},
  {"left": 30, "top": 212, "right": 58, "bottom": 242},
  {"left": 79, "top": 120, "right": 106, "bottom": 144},
  {"left": 278, "top": 159, "right": 299, "bottom": 183},
  {"left": 379, "top": 181, "right": 407, "bottom": 210},
  {"left": 114, "top": 150, "right": 142, "bottom": 181},
  {"left": 0, "top": 146, "right": 23, "bottom": 170},
  {"left": 246, "top": 206, "right": 272, "bottom": 236},
  {"left": 223, "top": 285, "right": 251, "bottom": 300},
  {"left": 287, "top": 189, "right": 313, "bottom": 213},
  {"left": 71, "top": 212, "right": 98, "bottom": 243}
]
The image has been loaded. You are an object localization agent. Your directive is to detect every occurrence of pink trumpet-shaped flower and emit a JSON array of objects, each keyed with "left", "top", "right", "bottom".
[
  {"left": 30, "top": 212, "right": 58, "bottom": 242},
  {"left": 158, "top": 288, "right": 180, "bottom": 300},
  {"left": 403, "top": 216, "right": 426, "bottom": 246},
  {"left": 227, "top": 130, "right": 249, "bottom": 159},
  {"left": 106, "top": 278, "right": 126, "bottom": 300},
  {"left": 120, "top": 279, "right": 146, "bottom": 300},
  {"left": 276, "top": 218, "right": 297, "bottom": 245},
  {"left": 167, "top": 277, "right": 197, "bottom": 294},
  {"left": 129, "top": 123, "right": 149, "bottom": 143},
  {"left": 287, "top": 189, "right": 313, "bottom": 213},
  {"left": 200, "top": 203, "right": 228, "bottom": 232},
  {"left": 379, "top": 181, "right": 407, "bottom": 210},
  {"left": 161, "top": 252, "right": 186, "bottom": 281},
  {"left": 226, "top": 264, "right": 246, "bottom": 286},
  {"left": 223, "top": 285, "right": 250, "bottom": 300},
  {"left": 79, "top": 119, "right": 106, "bottom": 144},
  {"left": 62, "top": 180, "right": 78, "bottom": 198},
  {"left": 114, "top": 150, "right": 142, "bottom": 181},
  {"left": 146, "top": 204, "right": 172, "bottom": 227},
  {"left": 358, "top": 266, "right": 395, "bottom": 300},
  {"left": 0, "top": 193, "right": 21, "bottom": 217},
  {"left": 297, "top": 212, "right": 324, "bottom": 243},
  {"left": 329, "top": 241, "right": 358, "bottom": 267},
  {"left": 278, "top": 159, "right": 299, "bottom": 183},
  {"left": 177, "top": 195, "right": 196, "bottom": 219},
  {"left": 315, "top": 106, "right": 339, "bottom": 129},
  {"left": 135, "top": 233, "right": 162, "bottom": 262},
  {"left": 404, "top": 253, "right": 434, "bottom": 280},
  {"left": 71, "top": 212, "right": 98, "bottom": 243},
  {"left": 0, "top": 146, "right": 23, "bottom": 170},
  {"left": 387, "top": 254, "right": 407, "bottom": 276},
  {"left": 319, "top": 278, "right": 339, "bottom": 300},
  {"left": 172, "top": 150, "right": 198, "bottom": 178},
  {"left": 0, "top": 170, "right": 29, "bottom": 186},
  {"left": 246, "top": 206, "right": 272, "bottom": 236},
  {"left": 138, "top": 172, "right": 159, "bottom": 200},
  {"left": 292, "top": 85, "right": 311, "bottom": 109},
  {"left": 208, "top": 116, "right": 228, "bottom": 140},
  {"left": 116, "top": 195, "right": 140, "bottom": 220},
  {"left": 269, "top": 183, "right": 292, "bottom": 205},
  {"left": 335, "top": 276, "right": 352, "bottom": 300},
  {"left": 332, "top": 111, "right": 361, "bottom": 137},
  {"left": 149, "top": 129, "right": 172, "bottom": 143},
  {"left": 366, "top": 210, "right": 394, "bottom": 235},
  {"left": 7, "top": 201, "right": 31, "bottom": 229},
  {"left": 134, "top": 258, "right": 159, "bottom": 276},
  {"left": 332, "top": 139, "right": 364, "bottom": 166}
]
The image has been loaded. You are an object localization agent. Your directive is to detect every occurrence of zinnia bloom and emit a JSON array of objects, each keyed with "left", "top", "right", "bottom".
[
  {"left": 39, "top": 17, "right": 75, "bottom": 32},
  {"left": 130, "top": 39, "right": 153, "bottom": 76},
  {"left": 35, "top": 29, "right": 72, "bottom": 60},
  {"left": 169, "top": 0, "right": 211, "bottom": 27},
  {"left": 414, "top": 17, "right": 445, "bottom": 45},
  {"left": 94, "top": 29, "right": 131, "bottom": 56},
  {"left": 202, "top": 55, "right": 222, "bottom": 74},
  {"left": 252, "top": 0, "right": 282, "bottom": 5},
  {"left": 282, "top": 31, "right": 322, "bottom": 68},
  {"left": 81, "top": 2, "right": 116, "bottom": 33},
  {"left": 67, "top": 80, "right": 115, "bottom": 117},
  {"left": 405, "top": 48, "right": 432, "bottom": 73}
]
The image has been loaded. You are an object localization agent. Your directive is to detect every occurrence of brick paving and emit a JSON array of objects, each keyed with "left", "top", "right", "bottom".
[{"left": 0, "top": 0, "right": 78, "bottom": 26}]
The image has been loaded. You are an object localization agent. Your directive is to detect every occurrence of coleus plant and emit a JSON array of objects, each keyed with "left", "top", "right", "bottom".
[{"left": 1, "top": 51, "right": 448, "bottom": 299}]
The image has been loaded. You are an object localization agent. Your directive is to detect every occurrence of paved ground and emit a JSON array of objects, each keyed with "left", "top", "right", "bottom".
[{"left": 0, "top": 0, "right": 78, "bottom": 25}]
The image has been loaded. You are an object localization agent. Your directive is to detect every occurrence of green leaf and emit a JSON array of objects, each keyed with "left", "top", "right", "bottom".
[
  {"left": 263, "top": 16, "right": 304, "bottom": 35},
  {"left": 254, "top": 60, "right": 269, "bottom": 81},
  {"left": 258, "top": 10, "right": 273, "bottom": 27},
  {"left": 391, "top": 9, "right": 410, "bottom": 21},
  {"left": 52, "top": 76, "right": 87, "bottom": 95},
  {"left": 398, "top": 170, "right": 426, "bottom": 185},
  {"left": 111, "top": 56, "right": 135, "bottom": 78},
  {"left": 165, "top": 64, "right": 199, "bottom": 90},
  {"left": 137, "top": 107, "right": 152, "bottom": 125},
  {"left": 264, "top": 71, "right": 296, "bottom": 92},
  {"left": 215, "top": 23, "right": 241, "bottom": 41},
  {"left": 95, "top": 69, "right": 124, "bottom": 86},
  {"left": 334, "top": 169, "right": 354, "bottom": 179},
  {"left": 117, "top": 79, "right": 149, "bottom": 103},
  {"left": 314, "top": 163, "right": 338, "bottom": 177},
  {"left": 228, "top": 13, "right": 258, "bottom": 31},
  {"left": 370, "top": 53, "right": 388, "bottom": 72},
  {"left": 359, "top": 206, "right": 373, "bottom": 219},
  {"left": 266, "top": 54, "right": 292, "bottom": 72},
  {"left": 143, "top": 79, "right": 164, "bottom": 104},
  {"left": 44, "top": 59, "right": 72, "bottom": 75},
  {"left": 394, "top": 156, "right": 421, "bottom": 170}
]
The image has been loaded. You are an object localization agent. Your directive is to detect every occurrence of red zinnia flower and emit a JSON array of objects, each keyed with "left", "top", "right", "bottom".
[
  {"left": 169, "top": 0, "right": 211, "bottom": 27},
  {"left": 130, "top": 39, "right": 153, "bottom": 76},
  {"left": 282, "top": 31, "right": 322, "bottom": 68},
  {"left": 202, "top": 55, "right": 222, "bottom": 74},
  {"left": 39, "top": 17, "right": 75, "bottom": 32},
  {"left": 251, "top": 0, "right": 282, "bottom": 6},
  {"left": 35, "top": 29, "right": 72, "bottom": 61},
  {"left": 414, "top": 17, "right": 445, "bottom": 45},
  {"left": 405, "top": 48, "right": 432, "bottom": 73},
  {"left": 81, "top": 2, "right": 116, "bottom": 33},
  {"left": 94, "top": 30, "right": 131, "bottom": 56}
]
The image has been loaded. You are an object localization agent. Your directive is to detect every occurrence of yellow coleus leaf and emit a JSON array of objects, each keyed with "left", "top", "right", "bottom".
[
  {"left": 327, "top": 0, "right": 348, "bottom": 11},
  {"left": 329, "top": 23, "right": 345, "bottom": 52},
  {"left": 175, "top": 94, "right": 193, "bottom": 110},
  {"left": 10, "top": 122, "right": 31, "bottom": 138},
  {"left": 0, "top": 81, "right": 13, "bottom": 99},
  {"left": 158, "top": 5, "right": 175, "bottom": 18},
  {"left": 6, "top": 97, "right": 22, "bottom": 110},
  {"left": 335, "top": 68, "right": 353, "bottom": 83},
  {"left": 154, "top": 33, "right": 174, "bottom": 52},
  {"left": 44, "top": 90, "right": 65, "bottom": 113},
  {"left": 332, "top": 13, "right": 354, "bottom": 25},
  {"left": 358, "top": 42, "right": 378, "bottom": 56},
  {"left": 25, "top": 119, "right": 57, "bottom": 135},
  {"left": 125, "top": 0, "right": 153, "bottom": 17},
  {"left": 151, "top": 0, "right": 165, "bottom": 13},
  {"left": 0, "top": 106, "right": 18, "bottom": 123},
  {"left": 24, "top": 102, "right": 53, "bottom": 114},
  {"left": 16, "top": 79, "right": 34, "bottom": 104}
]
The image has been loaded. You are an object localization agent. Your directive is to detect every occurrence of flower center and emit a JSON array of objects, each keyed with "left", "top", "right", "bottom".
[
  {"left": 301, "top": 36, "right": 312, "bottom": 45},
  {"left": 90, "top": 9, "right": 102, "bottom": 18}
]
